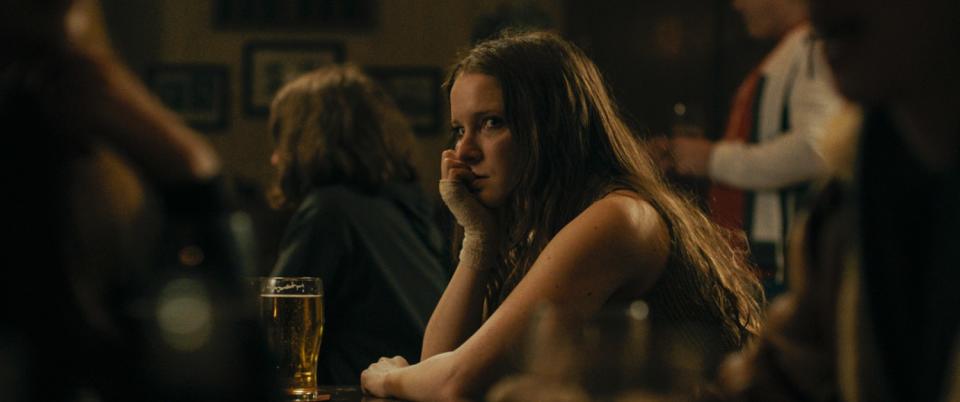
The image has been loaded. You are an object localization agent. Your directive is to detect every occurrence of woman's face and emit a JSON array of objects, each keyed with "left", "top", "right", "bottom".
[{"left": 449, "top": 73, "right": 521, "bottom": 208}]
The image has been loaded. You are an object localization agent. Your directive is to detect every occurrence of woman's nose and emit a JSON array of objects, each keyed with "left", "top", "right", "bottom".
[{"left": 455, "top": 134, "right": 482, "bottom": 163}]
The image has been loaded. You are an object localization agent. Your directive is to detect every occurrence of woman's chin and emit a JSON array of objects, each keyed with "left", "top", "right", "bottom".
[{"left": 477, "top": 193, "right": 504, "bottom": 209}]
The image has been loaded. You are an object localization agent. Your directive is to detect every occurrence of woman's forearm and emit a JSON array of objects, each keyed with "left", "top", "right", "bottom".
[
  {"left": 385, "top": 352, "right": 458, "bottom": 400},
  {"left": 387, "top": 349, "right": 498, "bottom": 401},
  {"left": 421, "top": 262, "right": 488, "bottom": 359}
]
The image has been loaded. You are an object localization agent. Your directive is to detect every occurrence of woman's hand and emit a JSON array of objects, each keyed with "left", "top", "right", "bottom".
[
  {"left": 360, "top": 356, "right": 410, "bottom": 398},
  {"left": 440, "top": 149, "right": 496, "bottom": 234},
  {"left": 440, "top": 149, "right": 498, "bottom": 271},
  {"left": 668, "top": 137, "right": 714, "bottom": 177}
]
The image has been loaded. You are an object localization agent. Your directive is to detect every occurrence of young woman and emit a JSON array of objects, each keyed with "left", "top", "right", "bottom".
[{"left": 361, "top": 31, "right": 764, "bottom": 400}]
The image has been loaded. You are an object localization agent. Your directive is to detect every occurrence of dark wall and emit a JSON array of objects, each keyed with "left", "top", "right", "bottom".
[
  {"left": 564, "top": 0, "right": 774, "bottom": 139},
  {"left": 100, "top": 0, "right": 163, "bottom": 73}
]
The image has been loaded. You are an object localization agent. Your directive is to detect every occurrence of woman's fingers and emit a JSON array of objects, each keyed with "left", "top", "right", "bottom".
[
  {"left": 371, "top": 355, "right": 409, "bottom": 368},
  {"left": 446, "top": 165, "right": 474, "bottom": 183},
  {"left": 440, "top": 150, "right": 461, "bottom": 176},
  {"left": 441, "top": 150, "right": 475, "bottom": 182}
]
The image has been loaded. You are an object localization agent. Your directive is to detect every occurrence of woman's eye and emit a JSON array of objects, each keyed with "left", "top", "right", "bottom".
[
  {"left": 482, "top": 117, "right": 504, "bottom": 130},
  {"left": 450, "top": 126, "right": 465, "bottom": 141}
]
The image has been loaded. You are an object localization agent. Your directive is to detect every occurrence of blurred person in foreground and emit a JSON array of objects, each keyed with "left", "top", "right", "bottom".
[
  {"left": 0, "top": 0, "right": 272, "bottom": 400},
  {"left": 706, "top": 0, "right": 960, "bottom": 400},
  {"left": 359, "top": 31, "right": 764, "bottom": 401},
  {"left": 267, "top": 64, "right": 449, "bottom": 385},
  {"left": 658, "top": 0, "right": 842, "bottom": 297}
]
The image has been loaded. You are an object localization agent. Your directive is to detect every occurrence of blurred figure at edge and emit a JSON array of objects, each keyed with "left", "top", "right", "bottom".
[
  {"left": 708, "top": 0, "right": 960, "bottom": 401},
  {"left": 1, "top": 0, "right": 274, "bottom": 401}
]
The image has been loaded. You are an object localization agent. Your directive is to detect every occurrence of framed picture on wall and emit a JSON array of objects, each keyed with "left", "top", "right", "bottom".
[
  {"left": 367, "top": 67, "right": 443, "bottom": 136},
  {"left": 146, "top": 64, "right": 229, "bottom": 131},
  {"left": 243, "top": 41, "right": 345, "bottom": 116},
  {"left": 215, "top": 0, "right": 377, "bottom": 31}
]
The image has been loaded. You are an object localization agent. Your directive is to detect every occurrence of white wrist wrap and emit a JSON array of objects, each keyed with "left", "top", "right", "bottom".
[{"left": 440, "top": 179, "right": 495, "bottom": 271}]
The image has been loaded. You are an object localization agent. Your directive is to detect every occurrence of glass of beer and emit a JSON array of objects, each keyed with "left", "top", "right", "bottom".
[{"left": 259, "top": 277, "right": 324, "bottom": 401}]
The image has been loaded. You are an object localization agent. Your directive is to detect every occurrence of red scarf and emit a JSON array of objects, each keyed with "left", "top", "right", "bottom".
[{"left": 708, "top": 23, "right": 808, "bottom": 234}]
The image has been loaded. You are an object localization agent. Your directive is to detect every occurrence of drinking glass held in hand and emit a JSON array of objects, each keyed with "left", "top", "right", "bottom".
[{"left": 259, "top": 277, "right": 325, "bottom": 401}]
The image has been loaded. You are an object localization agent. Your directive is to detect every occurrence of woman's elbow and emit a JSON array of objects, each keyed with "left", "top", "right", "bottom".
[
  {"left": 424, "top": 348, "right": 500, "bottom": 401},
  {"left": 421, "top": 344, "right": 442, "bottom": 362}
]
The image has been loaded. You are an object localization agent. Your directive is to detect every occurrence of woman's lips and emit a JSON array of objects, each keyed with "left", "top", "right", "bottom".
[{"left": 469, "top": 175, "right": 489, "bottom": 192}]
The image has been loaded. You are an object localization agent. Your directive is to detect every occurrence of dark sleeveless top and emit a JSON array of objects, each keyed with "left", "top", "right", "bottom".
[
  {"left": 642, "top": 256, "right": 745, "bottom": 379},
  {"left": 598, "top": 185, "right": 747, "bottom": 379}
]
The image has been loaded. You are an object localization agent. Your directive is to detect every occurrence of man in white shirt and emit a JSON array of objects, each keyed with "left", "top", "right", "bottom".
[{"left": 663, "top": 0, "right": 841, "bottom": 295}]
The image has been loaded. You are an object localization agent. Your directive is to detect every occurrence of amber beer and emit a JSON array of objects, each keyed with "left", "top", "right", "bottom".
[{"left": 259, "top": 278, "right": 324, "bottom": 400}]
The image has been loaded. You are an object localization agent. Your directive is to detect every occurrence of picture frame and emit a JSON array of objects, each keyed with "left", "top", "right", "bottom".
[
  {"left": 367, "top": 67, "right": 443, "bottom": 136},
  {"left": 146, "top": 64, "right": 229, "bottom": 131},
  {"left": 214, "top": 0, "right": 377, "bottom": 31},
  {"left": 243, "top": 41, "right": 345, "bottom": 116}
]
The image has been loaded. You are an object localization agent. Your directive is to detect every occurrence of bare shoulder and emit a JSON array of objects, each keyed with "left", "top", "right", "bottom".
[
  {"left": 550, "top": 189, "right": 670, "bottom": 294},
  {"left": 569, "top": 190, "right": 670, "bottom": 264},
  {"left": 602, "top": 190, "right": 671, "bottom": 293},
  {"left": 584, "top": 190, "right": 669, "bottom": 243}
]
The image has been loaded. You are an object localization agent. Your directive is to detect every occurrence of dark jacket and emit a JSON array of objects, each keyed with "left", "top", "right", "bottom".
[{"left": 272, "top": 182, "right": 449, "bottom": 385}]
